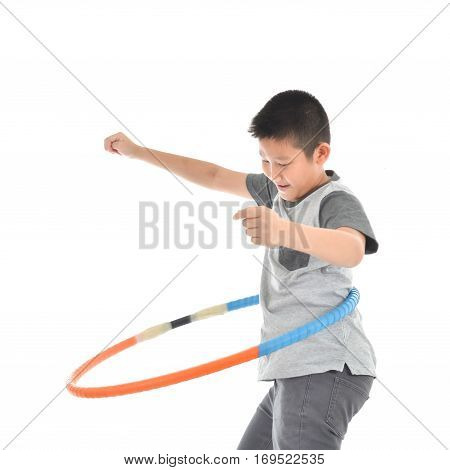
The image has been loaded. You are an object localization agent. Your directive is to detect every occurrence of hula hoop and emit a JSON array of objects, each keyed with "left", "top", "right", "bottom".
[{"left": 67, "top": 287, "right": 359, "bottom": 398}]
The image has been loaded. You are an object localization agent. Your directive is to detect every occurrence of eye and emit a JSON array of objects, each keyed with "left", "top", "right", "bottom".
[{"left": 261, "top": 160, "right": 289, "bottom": 167}]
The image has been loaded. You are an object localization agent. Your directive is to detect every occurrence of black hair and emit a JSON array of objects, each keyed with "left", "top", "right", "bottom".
[{"left": 248, "top": 90, "right": 330, "bottom": 160}]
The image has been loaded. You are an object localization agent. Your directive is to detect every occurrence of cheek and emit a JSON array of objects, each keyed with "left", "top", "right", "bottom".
[
  {"left": 283, "top": 167, "right": 296, "bottom": 183},
  {"left": 287, "top": 164, "right": 306, "bottom": 184}
]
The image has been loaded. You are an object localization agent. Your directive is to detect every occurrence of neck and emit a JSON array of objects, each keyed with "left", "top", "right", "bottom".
[{"left": 310, "top": 170, "right": 329, "bottom": 192}]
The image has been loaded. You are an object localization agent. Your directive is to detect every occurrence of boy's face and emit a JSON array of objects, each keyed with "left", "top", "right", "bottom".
[{"left": 258, "top": 137, "right": 330, "bottom": 202}]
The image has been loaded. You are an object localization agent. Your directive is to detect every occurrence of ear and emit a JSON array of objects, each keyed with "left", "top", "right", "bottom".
[{"left": 314, "top": 143, "right": 331, "bottom": 165}]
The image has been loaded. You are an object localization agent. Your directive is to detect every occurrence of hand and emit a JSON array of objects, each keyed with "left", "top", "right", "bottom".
[
  {"left": 104, "top": 132, "right": 140, "bottom": 158},
  {"left": 233, "top": 206, "right": 290, "bottom": 248}
]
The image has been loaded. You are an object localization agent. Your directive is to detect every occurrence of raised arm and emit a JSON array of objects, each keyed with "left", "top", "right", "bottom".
[
  {"left": 104, "top": 132, "right": 252, "bottom": 198},
  {"left": 135, "top": 147, "right": 252, "bottom": 198}
]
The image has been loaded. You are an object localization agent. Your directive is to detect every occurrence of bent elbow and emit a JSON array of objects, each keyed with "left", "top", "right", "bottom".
[{"left": 347, "top": 249, "right": 364, "bottom": 268}]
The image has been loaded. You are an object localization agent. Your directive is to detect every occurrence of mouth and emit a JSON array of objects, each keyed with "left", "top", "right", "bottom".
[{"left": 276, "top": 184, "right": 290, "bottom": 191}]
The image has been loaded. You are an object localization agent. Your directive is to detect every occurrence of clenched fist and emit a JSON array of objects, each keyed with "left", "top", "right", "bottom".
[{"left": 104, "top": 132, "right": 140, "bottom": 158}]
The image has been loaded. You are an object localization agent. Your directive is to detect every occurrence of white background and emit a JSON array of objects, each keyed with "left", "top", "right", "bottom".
[{"left": 1, "top": 0, "right": 449, "bottom": 468}]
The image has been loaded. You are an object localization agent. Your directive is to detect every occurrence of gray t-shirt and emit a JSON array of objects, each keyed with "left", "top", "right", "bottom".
[{"left": 246, "top": 169, "right": 378, "bottom": 380}]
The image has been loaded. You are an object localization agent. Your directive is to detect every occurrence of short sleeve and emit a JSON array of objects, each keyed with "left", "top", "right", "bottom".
[
  {"left": 245, "top": 173, "right": 278, "bottom": 209},
  {"left": 319, "top": 191, "right": 379, "bottom": 255}
]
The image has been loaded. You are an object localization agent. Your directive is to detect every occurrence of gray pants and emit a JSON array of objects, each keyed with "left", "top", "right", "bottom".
[{"left": 237, "top": 364, "right": 374, "bottom": 450}]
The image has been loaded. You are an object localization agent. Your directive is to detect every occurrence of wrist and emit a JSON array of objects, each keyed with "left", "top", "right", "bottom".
[
  {"left": 277, "top": 217, "right": 292, "bottom": 247},
  {"left": 132, "top": 145, "right": 147, "bottom": 160},
  {"left": 278, "top": 219, "right": 308, "bottom": 251}
]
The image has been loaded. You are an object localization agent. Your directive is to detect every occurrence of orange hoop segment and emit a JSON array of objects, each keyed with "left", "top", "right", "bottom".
[
  {"left": 66, "top": 335, "right": 258, "bottom": 398},
  {"left": 67, "top": 295, "right": 261, "bottom": 398}
]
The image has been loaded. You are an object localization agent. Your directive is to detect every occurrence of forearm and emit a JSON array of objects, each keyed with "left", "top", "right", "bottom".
[
  {"left": 281, "top": 221, "right": 363, "bottom": 268},
  {"left": 133, "top": 146, "right": 219, "bottom": 189}
]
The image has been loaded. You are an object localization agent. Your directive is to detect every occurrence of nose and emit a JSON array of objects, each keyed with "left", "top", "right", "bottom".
[{"left": 271, "top": 168, "right": 284, "bottom": 183}]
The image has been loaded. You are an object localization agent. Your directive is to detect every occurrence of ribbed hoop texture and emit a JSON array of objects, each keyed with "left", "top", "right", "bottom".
[{"left": 258, "top": 287, "right": 359, "bottom": 357}]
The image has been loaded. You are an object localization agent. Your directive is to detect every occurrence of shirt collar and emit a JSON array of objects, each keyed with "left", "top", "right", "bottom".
[{"left": 283, "top": 169, "right": 339, "bottom": 208}]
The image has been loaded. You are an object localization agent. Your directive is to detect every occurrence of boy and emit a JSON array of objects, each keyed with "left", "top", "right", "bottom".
[{"left": 104, "top": 90, "right": 378, "bottom": 450}]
